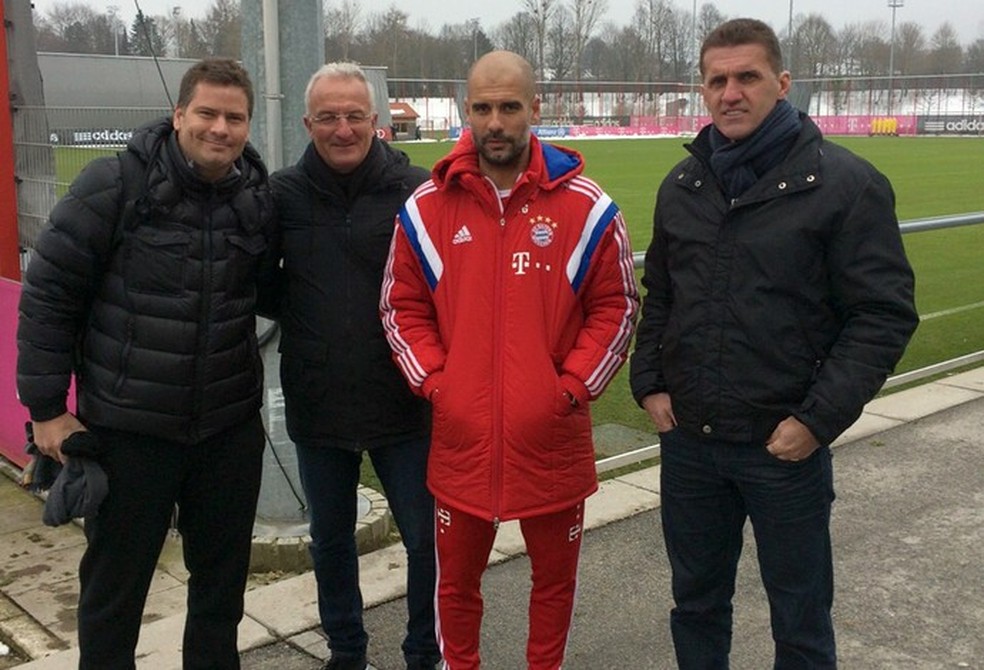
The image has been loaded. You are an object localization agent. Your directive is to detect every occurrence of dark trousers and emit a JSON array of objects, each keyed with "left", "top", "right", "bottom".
[
  {"left": 295, "top": 437, "right": 439, "bottom": 666},
  {"left": 77, "top": 415, "right": 265, "bottom": 670},
  {"left": 659, "top": 428, "right": 837, "bottom": 670}
]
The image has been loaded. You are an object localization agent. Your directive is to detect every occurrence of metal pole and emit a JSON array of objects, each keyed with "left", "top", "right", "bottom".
[
  {"left": 171, "top": 6, "right": 181, "bottom": 58},
  {"left": 888, "top": 0, "right": 903, "bottom": 116},
  {"left": 471, "top": 18, "right": 478, "bottom": 62},
  {"left": 690, "top": 0, "right": 697, "bottom": 130},
  {"left": 788, "top": 0, "right": 794, "bottom": 73},
  {"left": 108, "top": 5, "right": 120, "bottom": 56},
  {"left": 261, "top": 0, "right": 283, "bottom": 171}
]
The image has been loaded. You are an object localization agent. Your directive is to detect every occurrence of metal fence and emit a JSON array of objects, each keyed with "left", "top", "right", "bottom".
[
  {"left": 388, "top": 73, "right": 984, "bottom": 131},
  {"left": 13, "top": 105, "right": 171, "bottom": 253}
]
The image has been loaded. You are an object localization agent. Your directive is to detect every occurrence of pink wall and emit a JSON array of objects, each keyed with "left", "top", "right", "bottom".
[{"left": 0, "top": 279, "right": 29, "bottom": 466}]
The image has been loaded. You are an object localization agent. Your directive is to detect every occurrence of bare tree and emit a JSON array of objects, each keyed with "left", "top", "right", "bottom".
[
  {"left": 569, "top": 0, "right": 607, "bottom": 82},
  {"left": 834, "top": 23, "right": 861, "bottom": 76},
  {"left": 546, "top": 7, "right": 576, "bottom": 80},
  {"left": 494, "top": 12, "right": 539, "bottom": 65},
  {"left": 927, "top": 22, "right": 962, "bottom": 74},
  {"left": 584, "top": 21, "right": 649, "bottom": 81},
  {"left": 696, "top": 3, "right": 725, "bottom": 39},
  {"left": 795, "top": 14, "right": 837, "bottom": 77},
  {"left": 964, "top": 39, "right": 984, "bottom": 74},
  {"left": 894, "top": 22, "right": 926, "bottom": 75},
  {"left": 690, "top": 2, "right": 727, "bottom": 74},
  {"left": 665, "top": 8, "right": 691, "bottom": 80},
  {"left": 523, "top": 0, "right": 558, "bottom": 80},
  {"left": 363, "top": 6, "right": 411, "bottom": 74},
  {"left": 35, "top": 2, "right": 109, "bottom": 53},
  {"left": 632, "top": 0, "right": 676, "bottom": 80},
  {"left": 325, "top": 0, "right": 362, "bottom": 61},
  {"left": 847, "top": 20, "right": 888, "bottom": 76},
  {"left": 196, "top": 0, "right": 241, "bottom": 57}
]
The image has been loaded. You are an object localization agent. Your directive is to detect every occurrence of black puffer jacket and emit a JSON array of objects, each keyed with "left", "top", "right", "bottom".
[
  {"left": 266, "top": 138, "right": 431, "bottom": 449},
  {"left": 17, "top": 118, "right": 273, "bottom": 444},
  {"left": 630, "top": 115, "right": 918, "bottom": 446}
]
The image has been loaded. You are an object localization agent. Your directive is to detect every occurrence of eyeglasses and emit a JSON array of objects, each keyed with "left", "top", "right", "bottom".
[{"left": 308, "top": 111, "right": 372, "bottom": 127}]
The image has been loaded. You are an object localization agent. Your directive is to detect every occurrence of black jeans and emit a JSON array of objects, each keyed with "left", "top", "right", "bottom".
[
  {"left": 659, "top": 427, "right": 837, "bottom": 669},
  {"left": 77, "top": 415, "right": 265, "bottom": 670}
]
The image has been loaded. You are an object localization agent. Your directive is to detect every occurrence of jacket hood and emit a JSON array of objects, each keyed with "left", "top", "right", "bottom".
[{"left": 432, "top": 130, "right": 584, "bottom": 193}]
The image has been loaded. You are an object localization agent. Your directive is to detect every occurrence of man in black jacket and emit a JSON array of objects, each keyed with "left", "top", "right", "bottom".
[
  {"left": 17, "top": 58, "right": 273, "bottom": 669},
  {"left": 263, "top": 63, "right": 438, "bottom": 670},
  {"left": 630, "top": 19, "right": 918, "bottom": 669}
]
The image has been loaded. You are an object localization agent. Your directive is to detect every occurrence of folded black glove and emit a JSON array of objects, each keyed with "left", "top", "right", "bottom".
[{"left": 21, "top": 427, "right": 110, "bottom": 527}]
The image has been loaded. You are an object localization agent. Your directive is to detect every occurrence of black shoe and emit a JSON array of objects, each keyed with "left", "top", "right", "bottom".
[
  {"left": 320, "top": 655, "right": 368, "bottom": 670},
  {"left": 406, "top": 659, "right": 440, "bottom": 670}
]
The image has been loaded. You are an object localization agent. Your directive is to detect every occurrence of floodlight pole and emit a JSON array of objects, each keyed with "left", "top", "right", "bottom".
[
  {"left": 108, "top": 5, "right": 120, "bottom": 56},
  {"left": 690, "top": 0, "right": 697, "bottom": 130},
  {"left": 887, "top": 0, "right": 903, "bottom": 116},
  {"left": 787, "top": 0, "right": 794, "bottom": 74}
]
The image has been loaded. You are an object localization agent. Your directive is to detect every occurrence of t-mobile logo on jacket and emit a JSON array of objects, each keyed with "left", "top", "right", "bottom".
[{"left": 512, "top": 251, "right": 553, "bottom": 276}]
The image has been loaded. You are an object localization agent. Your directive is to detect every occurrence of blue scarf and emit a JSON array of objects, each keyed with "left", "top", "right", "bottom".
[{"left": 709, "top": 100, "right": 802, "bottom": 199}]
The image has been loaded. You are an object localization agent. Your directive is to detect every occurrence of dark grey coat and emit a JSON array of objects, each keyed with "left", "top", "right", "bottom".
[{"left": 266, "top": 138, "right": 431, "bottom": 450}]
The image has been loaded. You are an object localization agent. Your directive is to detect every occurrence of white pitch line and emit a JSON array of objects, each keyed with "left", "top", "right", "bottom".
[{"left": 920, "top": 300, "right": 984, "bottom": 321}]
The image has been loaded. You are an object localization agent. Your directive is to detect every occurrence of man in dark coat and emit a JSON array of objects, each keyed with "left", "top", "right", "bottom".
[
  {"left": 262, "top": 63, "right": 438, "bottom": 670},
  {"left": 630, "top": 19, "right": 919, "bottom": 669},
  {"left": 17, "top": 58, "right": 273, "bottom": 669}
]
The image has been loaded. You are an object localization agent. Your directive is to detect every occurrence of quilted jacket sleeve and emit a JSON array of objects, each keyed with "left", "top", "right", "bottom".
[{"left": 17, "top": 156, "right": 122, "bottom": 420}]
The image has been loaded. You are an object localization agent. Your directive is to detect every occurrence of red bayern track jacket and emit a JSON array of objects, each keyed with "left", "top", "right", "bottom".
[{"left": 381, "top": 132, "right": 638, "bottom": 522}]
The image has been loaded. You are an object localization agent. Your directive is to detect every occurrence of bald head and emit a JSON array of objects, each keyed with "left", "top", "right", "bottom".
[
  {"left": 467, "top": 50, "right": 537, "bottom": 102},
  {"left": 464, "top": 50, "right": 541, "bottom": 189}
]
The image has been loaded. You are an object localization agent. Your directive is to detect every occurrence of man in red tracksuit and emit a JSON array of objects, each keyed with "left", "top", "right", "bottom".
[{"left": 381, "top": 50, "right": 639, "bottom": 669}]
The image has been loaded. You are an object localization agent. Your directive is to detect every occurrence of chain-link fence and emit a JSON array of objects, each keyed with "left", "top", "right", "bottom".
[
  {"left": 389, "top": 73, "right": 984, "bottom": 132},
  {"left": 14, "top": 72, "right": 984, "bottom": 254},
  {"left": 14, "top": 105, "right": 170, "bottom": 257}
]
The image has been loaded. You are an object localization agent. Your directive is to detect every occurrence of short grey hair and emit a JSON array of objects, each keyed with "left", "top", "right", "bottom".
[{"left": 304, "top": 62, "right": 376, "bottom": 115}]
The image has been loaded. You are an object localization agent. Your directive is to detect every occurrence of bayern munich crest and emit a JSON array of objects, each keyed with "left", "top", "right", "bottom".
[{"left": 530, "top": 216, "right": 557, "bottom": 247}]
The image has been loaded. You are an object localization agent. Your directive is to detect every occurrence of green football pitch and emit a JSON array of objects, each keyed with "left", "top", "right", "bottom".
[{"left": 400, "top": 136, "right": 984, "bottom": 432}]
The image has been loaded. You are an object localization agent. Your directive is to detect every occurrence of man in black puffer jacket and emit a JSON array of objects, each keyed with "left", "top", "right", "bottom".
[
  {"left": 261, "top": 63, "right": 438, "bottom": 670},
  {"left": 17, "top": 58, "right": 273, "bottom": 670}
]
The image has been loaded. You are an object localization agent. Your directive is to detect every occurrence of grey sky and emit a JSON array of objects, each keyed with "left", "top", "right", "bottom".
[{"left": 31, "top": 0, "right": 984, "bottom": 47}]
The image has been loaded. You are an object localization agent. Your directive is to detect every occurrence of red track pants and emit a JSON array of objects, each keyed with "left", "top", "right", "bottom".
[{"left": 434, "top": 498, "right": 585, "bottom": 670}]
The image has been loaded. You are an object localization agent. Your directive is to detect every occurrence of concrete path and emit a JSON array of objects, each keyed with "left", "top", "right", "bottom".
[{"left": 2, "top": 367, "right": 982, "bottom": 669}]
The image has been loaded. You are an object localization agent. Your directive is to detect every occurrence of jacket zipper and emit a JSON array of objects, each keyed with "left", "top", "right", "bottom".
[
  {"left": 191, "top": 198, "right": 214, "bottom": 442},
  {"left": 491, "top": 179, "right": 507, "bottom": 525}
]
